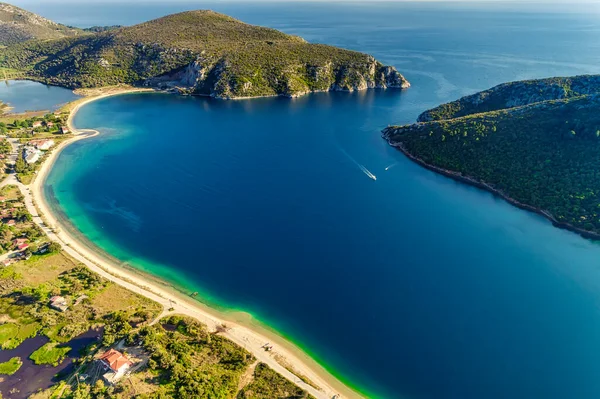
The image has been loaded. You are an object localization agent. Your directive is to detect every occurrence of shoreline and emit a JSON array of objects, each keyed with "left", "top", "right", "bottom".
[
  {"left": 382, "top": 132, "right": 600, "bottom": 241},
  {"left": 28, "top": 88, "right": 364, "bottom": 399}
]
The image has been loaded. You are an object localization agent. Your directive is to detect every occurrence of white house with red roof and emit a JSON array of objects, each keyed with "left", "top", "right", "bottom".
[{"left": 99, "top": 349, "right": 133, "bottom": 385}]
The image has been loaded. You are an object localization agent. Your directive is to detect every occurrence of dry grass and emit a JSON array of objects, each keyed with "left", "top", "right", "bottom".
[
  {"left": 90, "top": 283, "right": 161, "bottom": 316},
  {"left": 0, "top": 185, "right": 21, "bottom": 200},
  {"left": 14, "top": 252, "right": 78, "bottom": 286},
  {"left": 116, "top": 369, "right": 161, "bottom": 397}
]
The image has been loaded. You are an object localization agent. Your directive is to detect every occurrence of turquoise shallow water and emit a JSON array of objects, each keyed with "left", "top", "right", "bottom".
[{"left": 38, "top": 2, "right": 600, "bottom": 399}]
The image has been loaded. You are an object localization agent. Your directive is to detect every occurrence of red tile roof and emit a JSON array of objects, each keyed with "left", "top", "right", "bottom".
[{"left": 100, "top": 349, "right": 132, "bottom": 372}]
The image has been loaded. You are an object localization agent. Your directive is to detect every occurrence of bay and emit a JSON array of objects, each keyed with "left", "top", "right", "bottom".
[{"left": 40, "top": 2, "right": 600, "bottom": 398}]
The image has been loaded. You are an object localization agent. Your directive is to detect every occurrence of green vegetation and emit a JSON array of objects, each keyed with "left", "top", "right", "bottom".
[
  {"left": 384, "top": 76, "right": 600, "bottom": 237},
  {"left": 34, "top": 315, "right": 316, "bottom": 399},
  {"left": 137, "top": 315, "right": 254, "bottom": 397},
  {"left": 418, "top": 75, "right": 600, "bottom": 122},
  {"left": 30, "top": 342, "right": 71, "bottom": 366},
  {"left": 0, "top": 10, "right": 408, "bottom": 98},
  {"left": 0, "top": 185, "right": 44, "bottom": 254},
  {"left": 0, "top": 322, "right": 39, "bottom": 349},
  {"left": 0, "top": 2, "right": 84, "bottom": 46},
  {"left": 0, "top": 356, "right": 22, "bottom": 375},
  {"left": 238, "top": 363, "right": 316, "bottom": 399}
]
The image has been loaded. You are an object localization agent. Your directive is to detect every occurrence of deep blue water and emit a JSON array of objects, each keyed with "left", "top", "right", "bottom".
[
  {"left": 0, "top": 80, "right": 80, "bottom": 113},
  {"left": 38, "top": 2, "right": 600, "bottom": 399}
]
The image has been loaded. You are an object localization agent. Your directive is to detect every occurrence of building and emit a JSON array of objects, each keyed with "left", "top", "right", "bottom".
[
  {"left": 32, "top": 121, "right": 43, "bottom": 129},
  {"left": 99, "top": 349, "right": 133, "bottom": 385},
  {"left": 49, "top": 296, "right": 68, "bottom": 312},
  {"left": 12, "top": 238, "right": 27, "bottom": 249},
  {"left": 60, "top": 126, "right": 70, "bottom": 134},
  {"left": 23, "top": 146, "right": 42, "bottom": 164},
  {"left": 6, "top": 219, "right": 15, "bottom": 226},
  {"left": 46, "top": 122, "right": 54, "bottom": 128},
  {"left": 28, "top": 139, "right": 55, "bottom": 151}
]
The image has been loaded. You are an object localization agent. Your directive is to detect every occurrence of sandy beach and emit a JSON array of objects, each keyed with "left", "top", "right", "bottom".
[{"left": 26, "top": 87, "right": 362, "bottom": 399}]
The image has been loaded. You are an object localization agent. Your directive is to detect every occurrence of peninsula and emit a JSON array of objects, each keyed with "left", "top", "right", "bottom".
[
  {"left": 383, "top": 74, "right": 600, "bottom": 239},
  {"left": 0, "top": 6, "right": 409, "bottom": 99}
]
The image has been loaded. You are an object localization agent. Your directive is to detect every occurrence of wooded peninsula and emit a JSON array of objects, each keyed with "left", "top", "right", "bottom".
[{"left": 383, "top": 75, "right": 600, "bottom": 239}]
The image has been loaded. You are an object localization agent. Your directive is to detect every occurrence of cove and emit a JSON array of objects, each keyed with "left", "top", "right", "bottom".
[{"left": 42, "top": 2, "right": 600, "bottom": 399}]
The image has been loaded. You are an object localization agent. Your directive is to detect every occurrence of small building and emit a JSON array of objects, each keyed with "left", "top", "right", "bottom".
[
  {"left": 23, "top": 146, "right": 42, "bottom": 164},
  {"left": 32, "top": 121, "right": 43, "bottom": 129},
  {"left": 60, "top": 126, "right": 70, "bottom": 134},
  {"left": 99, "top": 349, "right": 133, "bottom": 385},
  {"left": 28, "top": 139, "right": 55, "bottom": 151},
  {"left": 46, "top": 122, "right": 54, "bottom": 128},
  {"left": 17, "top": 243, "right": 29, "bottom": 251},
  {"left": 49, "top": 296, "right": 68, "bottom": 312},
  {"left": 6, "top": 219, "right": 15, "bottom": 226},
  {"left": 13, "top": 238, "right": 27, "bottom": 247},
  {"left": 2, "top": 259, "right": 14, "bottom": 267}
]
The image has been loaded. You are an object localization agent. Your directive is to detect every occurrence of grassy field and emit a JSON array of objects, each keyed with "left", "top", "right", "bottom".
[
  {"left": 0, "top": 322, "right": 40, "bottom": 350},
  {"left": 0, "top": 356, "right": 23, "bottom": 375},
  {"left": 30, "top": 342, "right": 72, "bottom": 366}
]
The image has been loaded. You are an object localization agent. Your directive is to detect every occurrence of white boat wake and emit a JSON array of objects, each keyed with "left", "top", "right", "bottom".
[
  {"left": 338, "top": 147, "right": 377, "bottom": 181},
  {"left": 359, "top": 165, "right": 377, "bottom": 180},
  {"left": 385, "top": 163, "right": 398, "bottom": 171}
]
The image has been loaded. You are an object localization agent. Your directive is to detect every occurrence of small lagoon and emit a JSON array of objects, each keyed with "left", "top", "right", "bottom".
[
  {"left": 0, "top": 329, "right": 100, "bottom": 399},
  {"left": 0, "top": 80, "right": 80, "bottom": 114}
]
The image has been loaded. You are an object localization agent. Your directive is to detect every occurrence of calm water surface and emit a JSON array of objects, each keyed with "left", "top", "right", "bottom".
[
  {"left": 39, "top": 2, "right": 600, "bottom": 399},
  {"left": 0, "top": 80, "right": 80, "bottom": 113}
]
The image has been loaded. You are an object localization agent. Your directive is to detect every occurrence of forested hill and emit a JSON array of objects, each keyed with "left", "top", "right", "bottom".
[
  {"left": 418, "top": 75, "right": 600, "bottom": 122},
  {"left": 0, "top": 2, "right": 83, "bottom": 45},
  {"left": 383, "top": 76, "right": 600, "bottom": 238},
  {"left": 0, "top": 9, "right": 410, "bottom": 99}
]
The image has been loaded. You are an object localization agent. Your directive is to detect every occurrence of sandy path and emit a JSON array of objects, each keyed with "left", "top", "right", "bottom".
[{"left": 21, "top": 88, "right": 360, "bottom": 399}]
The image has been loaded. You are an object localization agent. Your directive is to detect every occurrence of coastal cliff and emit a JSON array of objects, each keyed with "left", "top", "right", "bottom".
[
  {"left": 0, "top": 10, "right": 409, "bottom": 99},
  {"left": 383, "top": 75, "right": 600, "bottom": 238}
]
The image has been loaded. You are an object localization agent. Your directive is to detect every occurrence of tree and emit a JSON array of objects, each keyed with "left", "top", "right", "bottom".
[
  {"left": 33, "top": 283, "right": 50, "bottom": 301},
  {"left": 48, "top": 241, "right": 62, "bottom": 253}
]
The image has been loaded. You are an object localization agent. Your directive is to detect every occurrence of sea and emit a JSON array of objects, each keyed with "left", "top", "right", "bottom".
[{"left": 15, "top": 1, "right": 600, "bottom": 398}]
